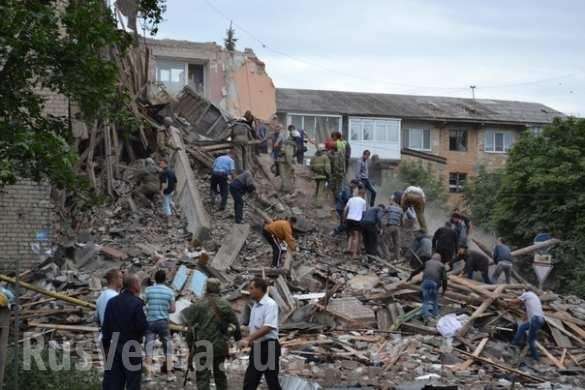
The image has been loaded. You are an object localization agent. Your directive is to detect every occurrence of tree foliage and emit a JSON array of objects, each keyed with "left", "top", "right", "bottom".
[
  {"left": 0, "top": 0, "right": 165, "bottom": 189},
  {"left": 480, "top": 117, "right": 585, "bottom": 296},
  {"left": 398, "top": 160, "right": 447, "bottom": 205},
  {"left": 224, "top": 21, "right": 237, "bottom": 52},
  {"left": 463, "top": 166, "right": 504, "bottom": 231}
]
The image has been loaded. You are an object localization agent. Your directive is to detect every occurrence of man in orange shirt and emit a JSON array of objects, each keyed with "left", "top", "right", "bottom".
[{"left": 262, "top": 217, "right": 297, "bottom": 268}]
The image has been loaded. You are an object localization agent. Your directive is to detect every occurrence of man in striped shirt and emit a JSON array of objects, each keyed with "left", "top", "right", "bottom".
[{"left": 144, "top": 270, "right": 176, "bottom": 382}]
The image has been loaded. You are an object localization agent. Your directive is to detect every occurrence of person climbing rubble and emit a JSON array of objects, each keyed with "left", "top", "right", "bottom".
[
  {"left": 401, "top": 185, "right": 427, "bottom": 232},
  {"left": 229, "top": 170, "right": 256, "bottom": 224},
  {"left": 408, "top": 229, "right": 433, "bottom": 271},
  {"left": 309, "top": 145, "right": 331, "bottom": 200},
  {"left": 277, "top": 126, "right": 297, "bottom": 193},
  {"left": 450, "top": 212, "right": 468, "bottom": 249},
  {"left": 333, "top": 179, "right": 359, "bottom": 235},
  {"left": 356, "top": 150, "right": 376, "bottom": 207},
  {"left": 432, "top": 222, "right": 458, "bottom": 265},
  {"left": 455, "top": 245, "right": 491, "bottom": 284},
  {"left": 410, "top": 253, "right": 448, "bottom": 323},
  {"left": 159, "top": 158, "right": 177, "bottom": 223},
  {"left": 182, "top": 278, "right": 241, "bottom": 390},
  {"left": 133, "top": 157, "right": 161, "bottom": 206},
  {"left": 231, "top": 119, "right": 255, "bottom": 171},
  {"left": 210, "top": 150, "right": 236, "bottom": 211},
  {"left": 492, "top": 237, "right": 514, "bottom": 284},
  {"left": 344, "top": 189, "right": 367, "bottom": 258},
  {"left": 384, "top": 197, "right": 404, "bottom": 261},
  {"left": 327, "top": 140, "right": 347, "bottom": 199},
  {"left": 508, "top": 288, "right": 545, "bottom": 361},
  {"left": 262, "top": 217, "right": 297, "bottom": 268},
  {"left": 361, "top": 204, "right": 385, "bottom": 256}
]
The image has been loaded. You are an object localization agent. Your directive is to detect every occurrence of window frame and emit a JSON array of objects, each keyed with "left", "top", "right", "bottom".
[
  {"left": 448, "top": 129, "right": 468, "bottom": 152},
  {"left": 484, "top": 129, "right": 515, "bottom": 153},
  {"left": 155, "top": 57, "right": 207, "bottom": 97},
  {"left": 448, "top": 172, "right": 467, "bottom": 193},
  {"left": 404, "top": 128, "right": 432, "bottom": 152},
  {"left": 286, "top": 113, "right": 343, "bottom": 134},
  {"left": 349, "top": 117, "right": 402, "bottom": 144}
]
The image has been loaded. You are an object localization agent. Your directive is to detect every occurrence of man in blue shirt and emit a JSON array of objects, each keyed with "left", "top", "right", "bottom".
[
  {"left": 102, "top": 274, "right": 147, "bottom": 390},
  {"left": 144, "top": 270, "right": 176, "bottom": 382},
  {"left": 211, "top": 150, "right": 236, "bottom": 211}
]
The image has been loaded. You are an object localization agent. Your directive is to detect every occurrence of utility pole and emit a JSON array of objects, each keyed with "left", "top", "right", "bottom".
[{"left": 470, "top": 85, "right": 477, "bottom": 100}]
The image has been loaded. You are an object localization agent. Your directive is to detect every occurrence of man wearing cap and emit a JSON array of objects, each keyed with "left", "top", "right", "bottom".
[{"left": 182, "top": 279, "right": 241, "bottom": 390}]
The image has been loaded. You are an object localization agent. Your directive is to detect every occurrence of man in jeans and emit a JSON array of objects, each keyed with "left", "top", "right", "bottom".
[
  {"left": 409, "top": 254, "right": 447, "bottom": 323},
  {"left": 211, "top": 150, "right": 236, "bottom": 211},
  {"left": 159, "top": 158, "right": 177, "bottom": 223},
  {"left": 144, "top": 270, "right": 176, "bottom": 382},
  {"left": 385, "top": 198, "right": 403, "bottom": 260},
  {"left": 509, "top": 289, "right": 545, "bottom": 361},
  {"left": 356, "top": 150, "right": 376, "bottom": 207},
  {"left": 492, "top": 237, "right": 514, "bottom": 284}
]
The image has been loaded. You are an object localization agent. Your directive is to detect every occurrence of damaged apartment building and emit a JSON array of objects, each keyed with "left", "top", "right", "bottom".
[{"left": 276, "top": 88, "right": 564, "bottom": 203}]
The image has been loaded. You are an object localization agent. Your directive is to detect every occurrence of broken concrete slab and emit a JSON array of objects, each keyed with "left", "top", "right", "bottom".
[
  {"left": 98, "top": 245, "right": 128, "bottom": 260},
  {"left": 326, "top": 297, "right": 376, "bottom": 324},
  {"left": 210, "top": 223, "right": 250, "bottom": 271},
  {"left": 348, "top": 274, "right": 381, "bottom": 291}
]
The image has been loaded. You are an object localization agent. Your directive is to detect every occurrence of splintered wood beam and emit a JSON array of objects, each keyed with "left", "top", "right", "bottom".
[
  {"left": 458, "top": 285, "right": 506, "bottom": 337},
  {"left": 455, "top": 348, "right": 545, "bottom": 383},
  {"left": 453, "top": 337, "right": 489, "bottom": 371}
]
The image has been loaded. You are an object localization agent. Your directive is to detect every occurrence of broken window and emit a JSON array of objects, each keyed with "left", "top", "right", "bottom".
[
  {"left": 449, "top": 172, "right": 467, "bottom": 193},
  {"left": 156, "top": 60, "right": 186, "bottom": 96},
  {"left": 187, "top": 64, "right": 205, "bottom": 95},
  {"left": 449, "top": 129, "right": 468, "bottom": 151},
  {"left": 403, "top": 128, "right": 431, "bottom": 151},
  {"left": 484, "top": 129, "right": 514, "bottom": 153},
  {"left": 287, "top": 114, "right": 340, "bottom": 144}
]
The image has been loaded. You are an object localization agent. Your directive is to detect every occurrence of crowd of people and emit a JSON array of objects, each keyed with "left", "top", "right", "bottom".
[{"left": 95, "top": 114, "right": 545, "bottom": 389}]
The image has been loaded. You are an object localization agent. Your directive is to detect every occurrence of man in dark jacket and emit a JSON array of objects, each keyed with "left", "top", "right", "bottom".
[
  {"left": 492, "top": 237, "right": 513, "bottom": 284},
  {"left": 102, "top": 274, "right": 148, "bottom": 390},
  {"left": 456, "top": 246, "right": 491, "bottom": 284},
  {"left": 432, "top": 222, "right": 458, "bottom": 265},
  {"left": 229, "top": 170, "right": 256, "bottom": 224},
  {"left": 361, "top": 204, "right": 385, "bottom": 256}
]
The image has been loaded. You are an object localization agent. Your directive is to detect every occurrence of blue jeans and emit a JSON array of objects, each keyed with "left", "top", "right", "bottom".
[
  {"left": 162, "top": 192, "right": 173, "bottom": 216},
  {"left": 360, "top": 178, "right": 376, "bottom": 207},
  {"left": 512, "top": 316, "right": 544, "bottom": 360},
  {"left": 421, "top": 279, "right": 438, "bottom": 319},
  {"left": 145, "top": 319, "right": 172, "bottom": 357}
]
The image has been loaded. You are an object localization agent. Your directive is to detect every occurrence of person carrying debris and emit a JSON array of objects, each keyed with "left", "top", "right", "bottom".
[
  {"left": 182, "top": 278, "right": 241, "bottom": 390},
  {"left": 262, "top": 217, "right": 297, "bottom": 268},
  {"left": 309, "top": 145, "right": 332, "bottom": 200},
  {"left": 411, "top": 253, "right": 448, "bottom": 322},
  {"left": 432, "top": 222, "right": 459, "bottom": 265},
  {"left": 401, "top": 185, "right": 427, "bottom": 232},
  {"left": 384, "top": 198, "right": 404, "bottom": 261},
  {"left": 456, "top": 246, "right": 491, "bottom": 284},
  {"left": 96, "top": 269, "right": 123, "bottom": 329},
  {"left": 356, "top": 150, "right": 376, "bottom": 207},
  {"left": 102, "top": 274, "right": 148, "bottom": 390},
  {"left": 277, "top": 127, "right": 297, "bottom": 192},
  {"left": 327, "top": 141, "right": 347, "bottom": 198},
  {"left": 229, "top": 170, "right": 256, "bottom": 224},
  {"left": 159, "top": 158, "right": 177, "bottom": 222},
  {"left": 492, "top": 237, "right": 514, "bottom": 284},
  {"left": 509, "top": 288, "right": 545, "bottom": 361},
  {"left": 144, "top": 270, "right": 176, "bottom": 382},
  {"left": 134, "top": 157, "right": 161, "bottom": 206},
  {"left": 344, "top": 189, "right": 367, "bottom": 257},
  {"left": 210, "top": 150, "right": 236, "bottom": 211},
  {"left": 241, "top": 278, "right": 282, "bottom": 390},
  {"left": 361, "top": 204, "right": 386, "bottom": 256}
]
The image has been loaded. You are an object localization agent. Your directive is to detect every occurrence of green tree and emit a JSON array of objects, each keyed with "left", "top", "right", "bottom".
[
  {"left": 398, "top": 160, "right": 447, "bottom": 205},
  {"left": 493, "top": 117, "right": 585, "bottom": 296},
  {"left": 0, "top": 0, "right": 165, "bottom": 189},
  {"left": 463, "top": 166, "right": 504, "bottom": 231},
  {"left": 224, "top": 21, "right": 238, "bottom": 52}
]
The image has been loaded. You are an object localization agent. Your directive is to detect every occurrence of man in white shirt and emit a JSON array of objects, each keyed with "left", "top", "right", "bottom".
[
  {"left": 509, "top": 289, "right": 545, "bottom": 361},
  {"left": 96, "top": 269, "right": 123, "bottom": 327},
  {"left": 344, "top": 190, "right": 367, "bottom": 257},
  {"left": 240, "top": 278, "right": 281, "bottom": 390}
]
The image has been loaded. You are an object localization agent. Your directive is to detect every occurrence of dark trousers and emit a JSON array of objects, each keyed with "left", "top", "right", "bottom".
[
  {"left": 243, "top": 340, "right": 282, "bottom": 390},
  {"left": 262, "top": 229, "right": 283, "bottom": 267},
  {"left": 360, "top": 178, "right": 376, "bottom": 207},
  {"left": 103, "top": 351, "right": 142, "bottom": 390},
  {"left": 386, "top": 225, "right": 401, "bottom": 260},
  {"left": 437, "top": 247, "right": 456, "bottom": 265},
  {"left": 467, "top": 268, "right": 491, "bottom": 284},
  {"left": 230, "top": 185, "right": 245, "bottom": 223},
  {"left": 210, "top": 173, "right": 228, "bottom": 209},
  {"left": 195, "top": 354, "right": 227, "bottom": 390},
  {"left": 362, "top": 223, "right": 378, "bottom": 255}
]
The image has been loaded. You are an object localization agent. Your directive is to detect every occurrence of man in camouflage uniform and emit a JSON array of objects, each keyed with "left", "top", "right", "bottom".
[
  {"left": 310, "top": 145, "right": 331, "bottom": 200},
  {"left": 327, "top": 145, "right": 346, "bottom": 199},
  {"left": 231, "top": 121, "right": 254, "bottom": 171},
  {"left": 277, "top": 128, "right": 297, "bottom": 193},
  {"left": 181, "top": 279, "right": 241, "bottom": 390},
  {"left": 133, "top": 157, "right": 160, "bottom": 206}
]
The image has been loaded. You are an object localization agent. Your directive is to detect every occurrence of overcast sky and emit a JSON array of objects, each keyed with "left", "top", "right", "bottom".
[{"left": 154, "top": 0, "right": 584, "bottom": 116}]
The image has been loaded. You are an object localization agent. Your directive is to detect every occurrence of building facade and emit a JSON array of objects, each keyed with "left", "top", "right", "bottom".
[{"left": 276, "top": 88, "right": 563, "bottom": 201}]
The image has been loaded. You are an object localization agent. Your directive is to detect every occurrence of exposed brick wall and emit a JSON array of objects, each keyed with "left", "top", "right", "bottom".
[
  {"left": 35, "top": 87, "right": 69, "bottom": 118},
  {"left": 0, "top": 180, "right": 55, "bottom": 271}
]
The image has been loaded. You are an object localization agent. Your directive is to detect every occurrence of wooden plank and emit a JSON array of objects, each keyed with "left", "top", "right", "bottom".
[
  {"left": 536, "top": 342, "right": 565, "bottom": 369},
  {"left": 511, "top": 239, "right": 560, "bottom": 257},
  {"left": 210, "top": 223, "right": 250, "bottom": 272},
  {"left": 453, "top": 337, "right": 489, "bottom": 371},
  {"left": 459, "top": 285, "right": 506, "bottom": 337},
  {"left": 545, "top": 317, "right": 576, "bottom": 347},
  {"left": 28, "top": 322, "right": 99, "bottom": 332},
  {"left": 455, "top": 348, "right": 545, "bottom": 383},
  {"left": 563, "top": 320, "right": 585, "bottom": 340}
]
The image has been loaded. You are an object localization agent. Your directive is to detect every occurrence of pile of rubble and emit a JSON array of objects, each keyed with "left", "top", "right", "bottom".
[{"left": 3, "top": 86, "right": 585, "bottom": 389}]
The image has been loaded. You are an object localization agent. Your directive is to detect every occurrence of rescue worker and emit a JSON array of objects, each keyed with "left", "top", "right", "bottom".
[
  {"left": 210, "top": 150, "right": 236, "bottom": 211},
  {"left": 409, "top": 229, "right": 433, "bottom": 268},
  {"left": 263, "top": 217, "right": 297, "bottom": 268},
  {"left": 384, "top": 198, "right": 403, "bottom": 261},
  {"left": 334, "top": 180, "right": 358, "bottom": 235},
  {"left": 182, "top": 279, "right": 241, "bottom": 390},
  {"left": 409, "top": 253, "right": 448, "bottom": 322},
  {"left": 327, "top": 142, "right": 346, "bottom": 198},
  {"left": 333, "top": 132, "right": 351, "bottom": 171},
  {"left": 361, "top": 204, "right": 385, "bottom": 256},
  {"left": 492, "top": 237, "right": 514, "bottom": 284},
  {"left": 277, "top": 127, "right": 297, "bottom": 192},
  {"left": 509, "top": 288, "right": 545, "bottom": 361},
  {"left": 231, "top": 120, "right": 254, "bottom": 171},
  {"left": 432, "top": 222, "right": 458, "bottom": 265},
  {"left": 229, "top": 170, "right": 256, "bottom": 224},
  {"left": 451, "top": 213, "right": 468, "bottom": 249},
  {"left": 309, "top": 145, "right": 331, "bottom": 200},
  {"left": 356, "top": 150, "right": 376, "bottom": 207},
  {"left": 401, "top": 185, "right": 427, "bottom": 232},
  {"left": 133, "top": 158, "right": 160, "bottom": 206},
  {"left": 456, "top": 246, "right": 491, "bottom": 284}
]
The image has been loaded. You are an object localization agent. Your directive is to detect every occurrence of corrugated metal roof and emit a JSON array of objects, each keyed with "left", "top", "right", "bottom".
[{"left": 277, "top": 88, "right": 564, "bottom": 124}]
